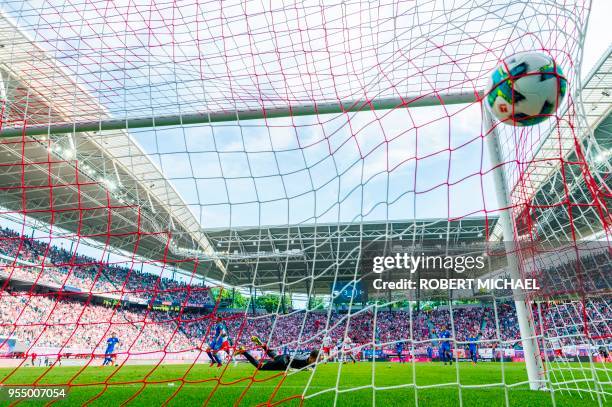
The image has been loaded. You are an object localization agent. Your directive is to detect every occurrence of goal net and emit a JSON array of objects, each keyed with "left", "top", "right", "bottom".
[{"left": 0, "top": 0, "right": 609, "bottom": 406}]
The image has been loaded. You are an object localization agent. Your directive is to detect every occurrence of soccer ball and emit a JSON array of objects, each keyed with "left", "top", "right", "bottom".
[{"left": 486, "top": 51, "right": 567, "bottom": 126}]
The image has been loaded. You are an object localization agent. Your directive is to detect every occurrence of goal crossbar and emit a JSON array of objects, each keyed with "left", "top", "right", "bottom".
[{"left": 0, "top": 91, "right": 482, "bottom": 138}]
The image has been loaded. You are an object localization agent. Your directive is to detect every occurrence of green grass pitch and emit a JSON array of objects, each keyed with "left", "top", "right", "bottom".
[{"left": 0, "top": 362, "right": 608, "bottom": 406}]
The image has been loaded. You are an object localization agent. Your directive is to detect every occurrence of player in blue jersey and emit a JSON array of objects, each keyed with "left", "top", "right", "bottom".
[
  {"left": 102, "top": 333, "right": 120, "bottom": 366},
  {"left": 395, "top": 341, "right": 405, "bottom": 363},
  {"left": 438, "top": 326, "right": 452, "bottom": 365},
  {"left": 206, "top": 317, "right": 229, "bottom": 367},
  {"left": 467, "top": 331, "right": 481, "bottom": 365},
  {"left": 426, "top": 345, "right": 433, "bottom": 360}
]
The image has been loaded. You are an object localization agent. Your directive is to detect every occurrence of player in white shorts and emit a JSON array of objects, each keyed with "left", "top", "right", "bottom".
[
  {"left": 322, "top": 335, "right": 333, "bottom": 362},
  {"left": 341, "top": 336, "right": 357, "bottom": 364}
]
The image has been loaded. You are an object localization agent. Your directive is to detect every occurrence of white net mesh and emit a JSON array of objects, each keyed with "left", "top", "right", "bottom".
[{"left": 0, "top": 0, "right": 609, "bottom": 406}]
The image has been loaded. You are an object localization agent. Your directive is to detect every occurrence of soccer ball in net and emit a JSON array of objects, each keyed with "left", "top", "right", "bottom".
[{"left": 486, "top": 51, "right": 567, "bottom": 126}]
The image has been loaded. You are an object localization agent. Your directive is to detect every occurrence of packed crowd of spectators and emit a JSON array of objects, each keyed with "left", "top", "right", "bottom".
[
  {"left": 0, "top": 290, "right": 200, "bottom": 354},
  {"left": 536, "top": 249, "right": 610, "bottom": 295},
  {"left": 538, "top": 300, "right": 612, "bottom": 344},
  {"left": 0, "top": 227, "right": 211, "bottom": 306},
  {"left": 2, "top": 286, "right": 609, "bottom": 357},
  {"left": 0, "top": 226, "right": 610, "bottom": 357}
]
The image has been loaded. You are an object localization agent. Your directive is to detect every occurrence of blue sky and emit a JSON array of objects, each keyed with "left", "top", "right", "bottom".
[{"left": 129, "top": 101, "right": 495, "bottom": 228}]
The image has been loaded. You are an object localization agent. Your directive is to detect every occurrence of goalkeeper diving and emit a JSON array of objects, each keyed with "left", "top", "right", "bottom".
[{"left": 236, "top": 336, "right": 321, "bottom": 371}]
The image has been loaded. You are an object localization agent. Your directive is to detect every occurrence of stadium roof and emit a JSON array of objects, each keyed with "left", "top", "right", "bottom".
[
  {"left": 205, "top": 217, "right": 498, "bottom": 290},
  {"left": 0, "top": 10, "right": 609, "bottom": 291},
  {"left": 491, "top": 45, "right": 612, "bottom": 242},
  {"left": 0, "top": 11, "right": 224, "bottom": 276}
]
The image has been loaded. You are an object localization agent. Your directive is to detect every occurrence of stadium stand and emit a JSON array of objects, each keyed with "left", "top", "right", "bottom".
[
  {"left": 1, "top": 224, "right": 609, "bottom": 362},
  {"left": 0, "top": 226, "right": 212, "bottom": 306}
]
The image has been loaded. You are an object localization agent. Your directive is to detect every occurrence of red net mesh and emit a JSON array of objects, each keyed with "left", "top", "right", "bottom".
[{"left": 0, "top": 0, "right": 609, "bottom": 405}]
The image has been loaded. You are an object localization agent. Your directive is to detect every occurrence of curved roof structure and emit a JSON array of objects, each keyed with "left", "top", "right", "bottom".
[
  {"left": 0, "top": 9, "right": 608, "bottom": 290},
  {"left": 0, "top": 11, "right": 223, "bottom": 277},
  {"left": 491, "top": 45, "right": 612, "bottom": 242}
]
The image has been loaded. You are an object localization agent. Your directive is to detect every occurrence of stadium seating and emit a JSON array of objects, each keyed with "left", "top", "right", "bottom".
[
  {"left": 0, "top": 227, "right": 212, "bottom": 306},
  {"left": 1, "top": 226, "right": 610, "bottom": 357}
]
